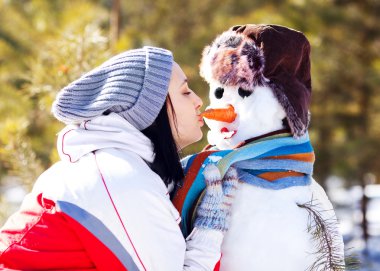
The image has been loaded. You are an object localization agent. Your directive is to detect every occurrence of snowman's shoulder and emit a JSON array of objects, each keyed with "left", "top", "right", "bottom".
[
  {"left": 308, "top": 178, "right": 336, "bottom": 214},
  {"left": 309, "top": 179, "right": 330, "bottom": 200}
]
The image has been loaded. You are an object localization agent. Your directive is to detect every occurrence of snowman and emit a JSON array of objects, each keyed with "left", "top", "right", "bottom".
[{"left": 173, "top": 24, "right": 346, "bottom": 271}]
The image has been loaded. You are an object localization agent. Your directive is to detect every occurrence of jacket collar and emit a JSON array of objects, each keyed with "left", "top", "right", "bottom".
[{"left": 57, "top": 113, "right": 154, "bottom": 163}]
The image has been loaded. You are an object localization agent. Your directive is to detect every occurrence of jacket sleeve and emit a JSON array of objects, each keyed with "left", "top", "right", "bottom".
[
  {"left": 184, "top": 228, "right": 223, "bottom": 270},
  {"left": 113, "top": 187, "right": 223, "bottom": 271}
]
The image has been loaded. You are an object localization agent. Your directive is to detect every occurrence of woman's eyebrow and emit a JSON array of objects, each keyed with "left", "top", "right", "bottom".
[{"left": 180, "top": 78, "right": 188, "bottom": 88}]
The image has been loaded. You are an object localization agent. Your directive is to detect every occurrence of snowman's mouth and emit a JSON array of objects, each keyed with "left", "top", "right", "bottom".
[{"left": 220, "top": 127, "right": 237, "bottom": 139}]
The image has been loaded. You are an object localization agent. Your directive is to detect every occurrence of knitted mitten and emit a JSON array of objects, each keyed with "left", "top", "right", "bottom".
[
  {"left": 194, "top": 165, "right": 238, "bottom": 232},
  {"left": 222, "top": 166, "right": 239, "bottom": 223}
]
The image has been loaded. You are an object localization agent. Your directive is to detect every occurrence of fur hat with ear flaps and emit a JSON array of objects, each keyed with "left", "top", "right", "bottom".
[{"left": 200, "top": 24, "right": 312, "bottom": 138}]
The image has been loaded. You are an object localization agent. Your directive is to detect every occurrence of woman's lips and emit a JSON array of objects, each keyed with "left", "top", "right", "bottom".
[
  {"left": 220, "top": 127, "right": 237, "bottom": 139},
  {"left": 198, "top": 116, "right": 204, "bottom": 126}
]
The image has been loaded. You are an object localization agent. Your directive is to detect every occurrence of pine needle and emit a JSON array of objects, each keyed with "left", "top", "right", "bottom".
[{"left": 297, "top": 197, "right": 360, "bottom": 271}]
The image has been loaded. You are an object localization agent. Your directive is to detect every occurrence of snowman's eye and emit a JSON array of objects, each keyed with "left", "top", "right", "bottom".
[
  {"left": 214, "top": 87, "right": 224, "bottom": 99},
  {"left": 238, "top": 87, "right": 252, "bottom": 98}
]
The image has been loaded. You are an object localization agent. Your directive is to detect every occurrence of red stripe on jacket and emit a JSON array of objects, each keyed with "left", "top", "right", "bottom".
[{"left": 0, "top": 193, "right": 126, "bottom": 271}]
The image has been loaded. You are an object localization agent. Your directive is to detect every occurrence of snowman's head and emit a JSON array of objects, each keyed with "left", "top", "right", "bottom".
[
  {"left": 204, "top": 81, "right": 286, "bottom": 149},
  {"left": 200, "top": 24, "right": 312, "bottom": 149}
]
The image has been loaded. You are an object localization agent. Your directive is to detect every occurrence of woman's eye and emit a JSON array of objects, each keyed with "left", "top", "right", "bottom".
[
  {"left": 214, "top": 87, "right": 224, "bottom": 99},
  {"left": 238, "top": 87, "right": 252, "bottom": 98}
]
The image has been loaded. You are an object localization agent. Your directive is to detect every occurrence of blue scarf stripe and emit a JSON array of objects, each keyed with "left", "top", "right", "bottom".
[
  {"left": 256, "top": 142, "right": 313, "bottom": 159},
  {"left": 238, "top": 170, "right": 311, "bottom": 190},
  {"left": 235, "top": 159, "right": 313, "bottom": 175},
  {"left": 217, "top": 134, "right": 311, "bottom": 176}
]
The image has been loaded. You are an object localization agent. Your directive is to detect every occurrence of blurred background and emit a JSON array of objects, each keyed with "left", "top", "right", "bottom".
[{"left": 0, "top": 0, "right": 379, "bottom": 269}]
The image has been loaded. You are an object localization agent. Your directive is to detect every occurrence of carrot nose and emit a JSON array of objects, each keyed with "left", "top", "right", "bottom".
[{"left": 200, "top": 104, "right": 237, "bottom": 123}]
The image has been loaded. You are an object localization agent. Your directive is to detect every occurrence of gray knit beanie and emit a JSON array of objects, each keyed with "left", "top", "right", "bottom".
[{"left": 52, "top": 46, "right": 173, "bottom": 130}]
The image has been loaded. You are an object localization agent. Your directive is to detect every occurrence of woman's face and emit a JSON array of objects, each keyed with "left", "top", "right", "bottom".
[{"left": 167, "top": 62, "right": 203, "bottom": 149}]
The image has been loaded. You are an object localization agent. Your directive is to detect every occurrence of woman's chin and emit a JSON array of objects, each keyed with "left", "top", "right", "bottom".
[{"left": 195, "top": 130, "right": 204, "bottom": 143}]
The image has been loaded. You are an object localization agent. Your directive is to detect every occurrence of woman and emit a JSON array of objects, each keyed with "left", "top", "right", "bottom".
[{"left": 0, "top": 46, "right": 236, "bottom": 270}]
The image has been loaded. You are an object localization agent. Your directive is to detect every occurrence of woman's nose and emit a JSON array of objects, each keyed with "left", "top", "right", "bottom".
[{"left": 194, "top": 94, "right": 203, "bottom": 109}]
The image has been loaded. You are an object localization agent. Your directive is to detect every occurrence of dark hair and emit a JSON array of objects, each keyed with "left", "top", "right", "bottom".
[{"left": 141, "top": 96, "right": 184, "bottom": 187}]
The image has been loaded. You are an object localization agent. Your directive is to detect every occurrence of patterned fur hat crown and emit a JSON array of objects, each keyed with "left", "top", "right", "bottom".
[{"left": 200, "top": 24, "right": 312, "bottom": 137}]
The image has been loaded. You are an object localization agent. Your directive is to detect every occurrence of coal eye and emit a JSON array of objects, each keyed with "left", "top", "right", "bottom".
[
  {"left": 238, "top": 87, "right": 252, "bottom": 98},
  {"left": 214, "top": 87, "right": 224, "bottom": 99}
]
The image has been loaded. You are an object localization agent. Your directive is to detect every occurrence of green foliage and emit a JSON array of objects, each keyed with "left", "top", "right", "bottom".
[
  {"left": 0, "top": 0, "right": 113, "bottom": 221},
  {"left": 1, "top": 0, "right": 112, "bottom": 167}
]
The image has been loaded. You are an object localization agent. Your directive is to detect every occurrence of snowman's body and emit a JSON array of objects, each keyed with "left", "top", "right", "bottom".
[{"left": 221, "top": 181, "right": 341, "bottom": 271}]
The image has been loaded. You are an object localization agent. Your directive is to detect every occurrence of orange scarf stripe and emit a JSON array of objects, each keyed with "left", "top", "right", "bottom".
[
  {"left": 265, "top": 152, "right": 315, "bottom": 163},
  {"left": 173, "top": 151, "right": 216, "bottom": 212},
  {"left": 258, "top": 171, "right": 305, "bottom": 181}
]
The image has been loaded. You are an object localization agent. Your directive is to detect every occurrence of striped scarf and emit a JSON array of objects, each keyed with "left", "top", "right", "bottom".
[{"left": 172, "top": 131, "right": 315, "bottom": 237}]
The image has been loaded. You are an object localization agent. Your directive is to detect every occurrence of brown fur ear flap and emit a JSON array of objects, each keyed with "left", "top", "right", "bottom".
[
  {"left": 241, "top": 41, "right": 264, "bottom": 74},
  {"left": 199, "top": 31, "right": 265, "bottom": 90}
]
